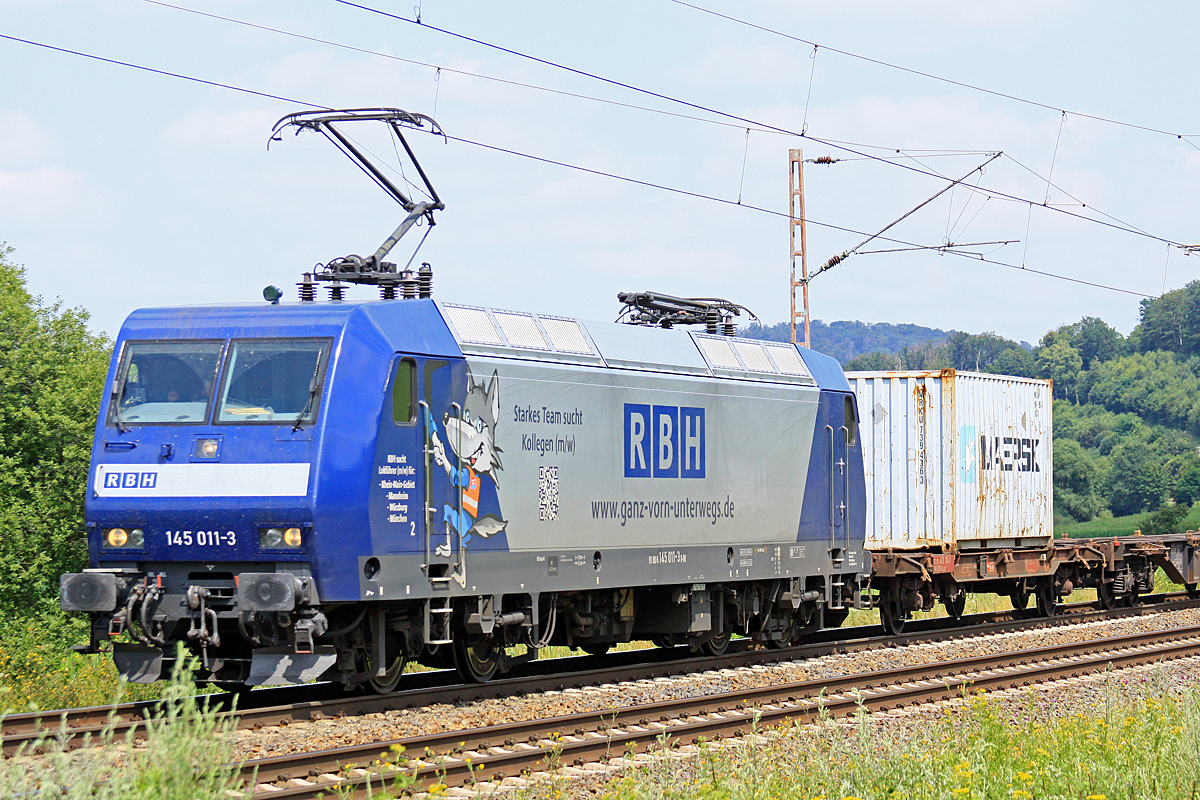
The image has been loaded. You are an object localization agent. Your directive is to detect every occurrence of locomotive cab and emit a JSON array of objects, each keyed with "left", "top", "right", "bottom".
[{"left": 60, "top": 299, "right": 462, "bottom": 686}]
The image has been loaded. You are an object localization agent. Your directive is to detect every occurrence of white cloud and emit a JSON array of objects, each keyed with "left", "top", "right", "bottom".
[
  {"left": 0, "top": 111, "right": 51, "bottom": 166},
  {"left": 0, "top": 166, "right": 94, "bottom": 224}
]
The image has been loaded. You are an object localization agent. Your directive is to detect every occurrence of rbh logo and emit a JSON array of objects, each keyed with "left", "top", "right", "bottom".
[
  {"left": 103, "top": 471, "right": 158, "bottom": 489},
  {"left": 624, "top": 404, "right": 704, "bottom": 478}
]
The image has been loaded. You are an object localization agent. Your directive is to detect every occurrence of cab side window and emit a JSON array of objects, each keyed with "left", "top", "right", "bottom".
[
  {"left": 392, "top": 359, "right": 416, "bottom": 425},
  {"left": 844, "top": 394, "right": 858, "bottom": 445}
]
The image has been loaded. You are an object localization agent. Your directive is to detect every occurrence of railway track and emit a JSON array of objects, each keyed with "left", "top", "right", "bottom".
[
  {"left": 240, "top": 623, "right": 1200, "bottom": 798},
  {"left": 5, "top": 592, "right": 1194, "bottom": 755}
]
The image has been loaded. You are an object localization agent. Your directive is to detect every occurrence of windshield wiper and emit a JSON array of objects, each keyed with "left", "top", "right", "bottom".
[
  {"left": 292, "top": 361, "right": 322, "bottom": 432},
  {"left": 113, "top": 393, "right": 129, "bottom": 434}
]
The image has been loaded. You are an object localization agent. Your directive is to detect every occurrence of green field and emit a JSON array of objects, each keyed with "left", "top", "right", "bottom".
[{"left": 1055, "top": 504, "right": 1200, "bottom": 539}]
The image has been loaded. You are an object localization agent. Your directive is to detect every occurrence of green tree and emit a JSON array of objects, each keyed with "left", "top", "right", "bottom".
[
  {"left": 1084, "top": 351, "right": 1200, "bottom": 432},
  {"left": 947, "top": 331, "right": 1024, "bottom": 372},
  {"left": 1130, "top": 280, "right": 1200, "bottom": 356},
  {"left": 1036, "top": 340, "right": 1083, "bottom": 402},
  {"left": 845, "top": 351, "right": 900, "bottom": 370},
  {"left": 898, "top": 341, "right": 952, "bottom": 370},
  {"left": 0, "top": 244, "right": 110, "bottom": 615},
  {"left": 1105, "top": 440, "right": 1170, "bottom": 517},
  {"left": 1043, "top": 316, "right": 1125, "bottom": 367},
  {"left": 985, "top": 346, "right": 1037, "bottom": 378},
  {"left": 1052, "top": 439, "right": 1104, "bottom": 521},
  {"left": 1175, "top": 466, "right": 1200, "bottom": 506}
]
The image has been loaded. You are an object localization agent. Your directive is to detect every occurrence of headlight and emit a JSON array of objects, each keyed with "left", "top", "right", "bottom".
[
  {"left": 194, "top": 439, "right": 219, "bottom": 458},
  {"left": 260, "top": 527, "right": 303, "bottom": 549},
  {"left": 103, "top": 527, "right": 144, "bottom": 548}
]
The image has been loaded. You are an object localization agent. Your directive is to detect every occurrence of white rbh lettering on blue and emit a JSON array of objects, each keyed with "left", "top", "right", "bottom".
[
  {"left": 104, "top": 472, "right": 158, "bottom": 489},
  {"left": 624, "top": 404, "right": 704, "bottom": 478}
]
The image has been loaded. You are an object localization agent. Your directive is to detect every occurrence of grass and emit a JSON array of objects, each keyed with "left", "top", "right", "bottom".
[
  {"left": 557, "top": 668, "right": 1200, "bottom": 800},
  {"left": 1055, "top": 503, "right": 1200, "bottom": 539},
  {"left": 0, "top": 652, "right": 244, "bottom": 800},
  {"left": 0, "top": 610, "right": 163, "bottom": 711}
]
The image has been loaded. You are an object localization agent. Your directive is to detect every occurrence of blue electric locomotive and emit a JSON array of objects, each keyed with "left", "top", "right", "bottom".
[{"left": 59, "top": 109, "right": 869, "bottom": 690}]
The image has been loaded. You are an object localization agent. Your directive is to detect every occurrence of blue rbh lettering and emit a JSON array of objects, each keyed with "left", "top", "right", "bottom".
[
  {"left": 680, "top": 407, "right": 705, "bottom": 478},
  {"left": 623, "top": 404, "right": 651, "bottom": 477},
  {"left": 122, "top": 472, "right": 139, "bottom": 488},
  {"left": 103, "top": 472, "right": 121, "bottom": 489},
  {"left": 139, "top": 472, "right": 158, "bottom": 488},
  {"left": 653, "top": 405, "right": 679, "bottom": 478}
]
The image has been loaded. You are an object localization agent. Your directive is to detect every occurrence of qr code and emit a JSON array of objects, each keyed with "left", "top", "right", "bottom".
[{"left": 538, "top": 466, "right": 559, "bottom": 521}]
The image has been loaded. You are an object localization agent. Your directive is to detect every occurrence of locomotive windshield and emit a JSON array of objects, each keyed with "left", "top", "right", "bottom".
[
  {"left": 215, "top": 339, "right": 330, "bottom": 424},
  {"left": 110, "top": 341, "right": 223, "bottom": 425}
]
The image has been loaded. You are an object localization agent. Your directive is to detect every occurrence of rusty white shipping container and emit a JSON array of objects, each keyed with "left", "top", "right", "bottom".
[{"left": 844, "top": 369, "right": 1053, "bottom": 551}]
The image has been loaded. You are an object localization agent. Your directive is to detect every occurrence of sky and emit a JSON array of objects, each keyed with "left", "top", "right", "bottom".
[{"left": 2, "top": 0, "right": 1199, "bottom": 344}]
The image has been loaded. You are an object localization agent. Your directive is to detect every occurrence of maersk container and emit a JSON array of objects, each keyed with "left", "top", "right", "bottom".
[{"left": 844, "top": 369, "right": 1052, "bottom": 551}]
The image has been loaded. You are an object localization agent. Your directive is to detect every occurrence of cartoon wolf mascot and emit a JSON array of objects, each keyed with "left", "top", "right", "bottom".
[{"left": 426, "top": 368, "right": 507, "bottom": 557}]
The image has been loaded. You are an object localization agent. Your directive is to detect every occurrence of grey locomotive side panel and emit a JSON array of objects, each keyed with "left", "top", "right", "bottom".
[{"left": 466, "top": 357, "right": 821, "bottom": 551}]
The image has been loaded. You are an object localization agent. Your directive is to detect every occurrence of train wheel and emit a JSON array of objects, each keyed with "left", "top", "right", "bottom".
[
  {"left": 944, "top": 592, "right": 967, "bottom": 621},
  {"left": 1188, "top": 583, "right": 1200, "bottom": 600},
  {"left": 1009, "top": 589, "right": 1031, "bottom": 611},
  {"left": 581, "top": 643, "right": 610, "bottom": 657},
  {"left": 651, "top": 635, "right": 673, "bottom": 649},
  {"left": 702, "top": 630, "right": 731, "bottom": 656},
  {"left": 879, "top": 597, "right": 906, "bottom": 635},
  {"left": 1097, "top": 580, "right": 1116, "bottom": 610},
  {"left": 365, "top": 625, "right": 406, "bottom": 695},
  {"left": 367, "top": 649, "right": 406, "bottom": 694},
  {"left": 1035, "top": 579, "right": 1058, "bottom": 617},
  {"left": 454, "top": 633, "right": 501, "bottom": 683}
]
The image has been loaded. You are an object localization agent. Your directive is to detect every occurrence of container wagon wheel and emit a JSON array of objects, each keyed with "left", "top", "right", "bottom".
[
  {"left": 454, "top": 632, "right": 501, "bottom": 683},
  {"left": 701, "top": 629, "right": 731, "bottom": 656},
  {"left": 1034, "top": 579, "right": 1058, "bottom": 617},
  {"left": 1097, "top": 579, "right": 1116, "bottom": 610},
  {"left": 651, "top": 635, "right": 673, "bottom": 649},
  {"left": 1188, "top": 583, "right": 1200, "bottom": 600},
  {"left": 879, "top": 596, "right": 906, "bottom": 636},
  {"left": 943, "top": 591, "right": 967, "bottom": 621},
  {"left": 581, "top": 643, "right": 610, "bottom": 657},
  {"left": 1009, "top": 587, "right": 1031, "bottom": 611}
]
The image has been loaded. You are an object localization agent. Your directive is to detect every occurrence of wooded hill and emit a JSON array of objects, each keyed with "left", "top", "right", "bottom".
[{"left": 744, "top": 287, "right": 1200, "bottom": 526}]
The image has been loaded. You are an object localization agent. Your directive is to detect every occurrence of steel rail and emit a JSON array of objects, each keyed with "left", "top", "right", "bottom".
[
  {"left": 5, "top": 591, "right": 1194, "bottom": 753},
  {"left": 240, "top": 623, "right": 1200, "bottom": 797}
]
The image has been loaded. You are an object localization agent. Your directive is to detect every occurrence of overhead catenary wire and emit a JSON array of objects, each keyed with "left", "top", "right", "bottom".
[
  {"left": 0, "top": 31, "right": 325, "bottom": 108},
  {"left": 0, "top": 30, "right": 1159, "bottom": 300},
  {"left": 665, "top": 0, "right": 1200, "bottom": 145},
  {"left": 803, "top": 153, "right": 1004, "bottom": 282},
  {"left": 328, "top": 0, "right": 1193, "bottom": 250},
  {"left": 441, "top": 132, "right": 1153, "bottom": 298},
  {"left": 141, "top": 0, "right": 1172, "bottom": 249},
  {"left": 139, "top": 0, "right": 783, "bottom": 137}
]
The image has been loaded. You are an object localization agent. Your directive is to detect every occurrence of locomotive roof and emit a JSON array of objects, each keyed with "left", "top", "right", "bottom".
[
  {"left": 436, "top": 302, "right": 848, "bottom": 390},
  {"left": 118, "top": 299, "right": 851, "bottom": 391}
]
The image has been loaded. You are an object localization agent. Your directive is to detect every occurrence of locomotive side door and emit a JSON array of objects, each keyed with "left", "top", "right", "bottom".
[
  {"left": 371, "top": 354, "right": 461, "bottom": 565},
  {"left": 825, "top": 391, "right": 857, "bottom": 563}
]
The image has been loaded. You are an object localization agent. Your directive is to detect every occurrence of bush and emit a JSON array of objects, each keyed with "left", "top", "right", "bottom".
[{"left": 1140, "top": 502, "right": 1191, "bottom": 538}]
